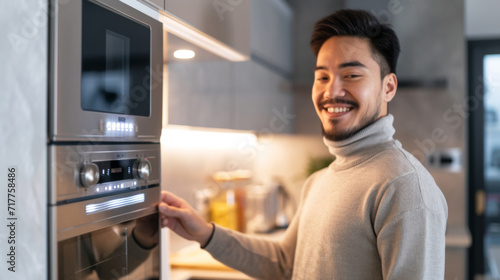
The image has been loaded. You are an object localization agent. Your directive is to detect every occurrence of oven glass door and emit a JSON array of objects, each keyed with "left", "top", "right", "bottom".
[
  {"left": 58, "top": 213, "right": 159, "bottom": 280},
  {"left": 81, "top": 0, "right": 151, "bottom": 117}
]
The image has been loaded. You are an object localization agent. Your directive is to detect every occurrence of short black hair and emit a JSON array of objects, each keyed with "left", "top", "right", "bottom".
[{"left": 310, "top": 9, "right": 400, "bottom": 77}]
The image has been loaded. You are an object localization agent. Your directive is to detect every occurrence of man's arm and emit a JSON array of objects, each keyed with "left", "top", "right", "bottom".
[
  {"left": 159, "top": 190, "right": 298, "bottom": 279},
  {"left": 377, "top": 207, "right": 446, "bottom": 279},
  {"left": 375, "top": 174, "right": 448, "bottom": 280}
]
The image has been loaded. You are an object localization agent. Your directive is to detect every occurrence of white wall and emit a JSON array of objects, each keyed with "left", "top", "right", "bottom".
[{"left": 0, "top": 1, "right": 48, "bottom": 279}]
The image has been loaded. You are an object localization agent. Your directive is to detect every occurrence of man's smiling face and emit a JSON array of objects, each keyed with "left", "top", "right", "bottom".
[{"left": 312, "top": 36, "right": 397, "bottom": 141}]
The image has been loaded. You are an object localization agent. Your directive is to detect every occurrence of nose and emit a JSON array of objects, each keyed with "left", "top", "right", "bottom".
[{"left": 325, "top": 78, "right": 345, "bottom": 98}]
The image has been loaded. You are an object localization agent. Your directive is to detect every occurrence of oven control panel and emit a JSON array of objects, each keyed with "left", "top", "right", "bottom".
[{"left": 49, "top": 143, "right": 160, "bottom": 204}]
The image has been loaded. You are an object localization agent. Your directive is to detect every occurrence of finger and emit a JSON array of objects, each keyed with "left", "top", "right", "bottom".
[
  {"left": 160, "top": 217, "right": 168, "bottom": 227},
  {"left": 161, "top": 218, "right": 169, "bottom": 228},
  {"left": 158, "top": 202, "right": 171, "bottom": 212},
  {"left": 159, "top": 203, "right": 187, "bottom": 219},
  {"left": 163, "top": 217, "right": 179, "bottom": 231},
  {"left": 161, "top": 190, "right": 178, "bottom": 202},
  {"left": 161, "top": 190, "right": 169, "bottom": 201},
  {"left": 159, "top": 201, "right": 185, "bottom": 212},
  {"left": 161, "top": 191, "right": 183, "bottom": 208}
]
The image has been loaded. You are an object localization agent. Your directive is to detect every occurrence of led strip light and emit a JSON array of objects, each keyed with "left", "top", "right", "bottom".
[{"left": 85, "top": 193, "right": 145, "bottom": 214}]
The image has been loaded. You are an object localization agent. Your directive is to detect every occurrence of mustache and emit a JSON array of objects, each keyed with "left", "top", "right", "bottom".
[{"left": 318, "top": 98, "right": 358, "bottom": 108}]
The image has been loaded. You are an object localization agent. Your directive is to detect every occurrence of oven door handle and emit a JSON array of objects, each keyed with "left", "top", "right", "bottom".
[{"left": 52, "top": 187, "right": 159, "bottom": 241}]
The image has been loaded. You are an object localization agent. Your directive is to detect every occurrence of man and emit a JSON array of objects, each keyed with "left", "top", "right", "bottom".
[{"left": 159, "top": 9, "right": 448, "bottom": 279}]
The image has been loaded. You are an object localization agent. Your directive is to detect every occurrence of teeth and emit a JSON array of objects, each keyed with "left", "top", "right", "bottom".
[{"left": 327, "top": 107, "right": 350, "bottom": 113}]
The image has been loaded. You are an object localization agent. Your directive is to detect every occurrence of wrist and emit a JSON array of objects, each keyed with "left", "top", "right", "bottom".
[{"left": 199, "top": 222, "right": 215, "bottom": 249}]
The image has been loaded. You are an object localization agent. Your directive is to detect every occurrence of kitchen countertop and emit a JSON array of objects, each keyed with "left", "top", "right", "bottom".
[
  {"left": 169, "top": 229, "right": 285, "bottom": 280},
  {"left": 170, "top": 268, "right": 253, "bottom": 280},
  {"left": 445, "top": 225, "right": 472, "bottom": 248},
  {"left": 169, "top": 243, "right": 253, "bottom": 280}
]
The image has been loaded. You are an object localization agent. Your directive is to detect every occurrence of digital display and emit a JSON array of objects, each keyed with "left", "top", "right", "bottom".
[
  {"left": 95, "top": 159, "right": 135, "bottom": 184},
  {"left": 111, "top": 167, "right": 122, "bottom": 174}
]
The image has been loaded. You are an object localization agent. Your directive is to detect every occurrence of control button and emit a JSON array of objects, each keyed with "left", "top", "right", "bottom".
[
  {"left": 80, "top": 163, "right": 100, "bottom": 188},
  {"left": 102, "top": 120, "right": 135, "bottom": 133},
  {"left": 134, "top": 159, "right": 151, "bottom": 180}
]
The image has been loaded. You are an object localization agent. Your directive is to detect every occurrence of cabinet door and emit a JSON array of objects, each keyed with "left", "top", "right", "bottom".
[
  {"left": 164, "top": 0, "right": 250, "bottom": 57},
  {"left": 250, "top": 0, "right": 293, "bottom": 74},
  {"left": 167, "top": 61, "right": 234, "bottom": 129},
  {"left": 234, "top": 61, "right": 294, "bottom": 133},
  {"left": 167, "top": 60, "right": 294, "bottom": 133}
]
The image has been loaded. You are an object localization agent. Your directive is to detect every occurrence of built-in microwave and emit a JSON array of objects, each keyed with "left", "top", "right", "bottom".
[{"left": 50, "top": 0, "right": 163, "bottom": 143}]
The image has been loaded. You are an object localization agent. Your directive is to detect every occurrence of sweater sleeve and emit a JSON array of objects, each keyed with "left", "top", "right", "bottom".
[
  {"left": 374, "top": 173, "right": 448, "bottom": 280},
  {"left": 202, "top": 214, "right": 298, "bottom": 280}
]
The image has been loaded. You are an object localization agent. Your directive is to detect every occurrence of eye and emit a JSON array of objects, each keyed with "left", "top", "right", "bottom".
[
  {"left": 315, "top": 75, "right": 329, "bottom": 82},
  {"left": 344, "top": 74, "right": 361, "bottom": 79}
]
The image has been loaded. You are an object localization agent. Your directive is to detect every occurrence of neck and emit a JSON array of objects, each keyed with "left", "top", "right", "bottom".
[{"left": 323, "top": 114, "right": 397, "bottom": 171}]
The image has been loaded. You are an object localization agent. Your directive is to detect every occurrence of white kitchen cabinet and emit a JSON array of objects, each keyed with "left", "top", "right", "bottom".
[
  {"left": 250, "top": 0, "right": 293, "bottom": 74},
  {"left": 167, "top": 61, "right": 234, "bottom": 129},
  {"left": 161, "top": 0, "right": 292, "bottom": 74},
  {"left": 166, "top": 0, "right": 294, "bottom": 132},
  {"left": 167, "top": 60, "right": 294, "bottom": 133},
  {"left": 234, "top": 61, "right": 294, "bottom": 133},
  {"left": 163, "top": 0, "right": 251, "bottom": 59}
]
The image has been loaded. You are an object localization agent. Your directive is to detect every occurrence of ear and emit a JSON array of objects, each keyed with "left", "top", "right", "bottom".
[{"left": 382, "top": 73, "right": 397, "bottom": 102}]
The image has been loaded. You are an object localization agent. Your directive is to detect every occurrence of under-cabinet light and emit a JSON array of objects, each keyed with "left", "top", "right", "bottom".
[
  {"left": 161, "top": 126, "right": 257, "bottom": 150},
  {"left": 173, "top": 49, "right": 195, "bottom": 59},
  {"left": 159, "top": 11, "right": 248, "bottom": 62}
]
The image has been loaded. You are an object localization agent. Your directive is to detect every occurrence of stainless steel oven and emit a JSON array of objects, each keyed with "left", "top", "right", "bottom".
[
  {"left": 49, "top": 143, "right": 161, "bottom": 279},
  {"left": 48, "top": 1, "right": 163, "bottom": 278},
  {"left": 50, "top": 0, "right": 163, "bottom": 142}
]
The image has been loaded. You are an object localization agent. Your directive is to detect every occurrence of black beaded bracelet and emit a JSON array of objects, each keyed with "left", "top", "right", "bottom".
[{"left": 201, "top": 222, "right": 215, "bottom": 249}]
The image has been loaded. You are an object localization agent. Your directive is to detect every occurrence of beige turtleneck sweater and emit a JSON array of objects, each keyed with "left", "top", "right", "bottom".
[{"left": 203, "top": 114, "right": 448, "bottom": 280}]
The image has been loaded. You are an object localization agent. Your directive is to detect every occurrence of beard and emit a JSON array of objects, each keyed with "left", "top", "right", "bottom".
[{"left": 322, "top": 106, "right": 381, "bottom": 141}]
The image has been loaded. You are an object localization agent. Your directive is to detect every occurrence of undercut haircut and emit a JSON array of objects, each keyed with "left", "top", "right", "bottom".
[{"left": 310, "top": 9, "right": 401, "bottom": 78}]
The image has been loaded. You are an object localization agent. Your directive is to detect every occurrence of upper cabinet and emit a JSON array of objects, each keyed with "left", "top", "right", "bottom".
[
  {"left": 163, "top": 0, "right": 251, "bottom": 59},
  {"left": 250, "top": 0, "right": 293, "bottom": 76},
  {"left": 233, "top": 60, "right": 293, "bottom": 133},
  {"left": 164, "top": 0, "right": 294, "bottom": 133},
  {"left": 167, "top": 57, "right": 293, "bottom": 133},
  {"left": 143, "top": 0, "right": 164, "bottom": 10},
  {"left": 167, "top": 59, "right": 234, "bottom": 129}
]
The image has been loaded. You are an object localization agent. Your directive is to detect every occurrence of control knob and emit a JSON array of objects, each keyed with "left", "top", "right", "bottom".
[
  {"left": 134, "top": 159, "right": 151, "bottom": 180},
  {"left": 80, "top": 163, "right": 100, "bottom": 188}
]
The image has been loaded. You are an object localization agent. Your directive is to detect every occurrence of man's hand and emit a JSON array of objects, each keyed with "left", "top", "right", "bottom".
[{"left": 159, "top": 191, "right": 214, "bottom": 247}]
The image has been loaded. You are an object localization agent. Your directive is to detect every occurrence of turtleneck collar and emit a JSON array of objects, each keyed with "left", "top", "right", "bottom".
[{"left": 323, "top": 114, "right": 398, "bottom": 171}]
